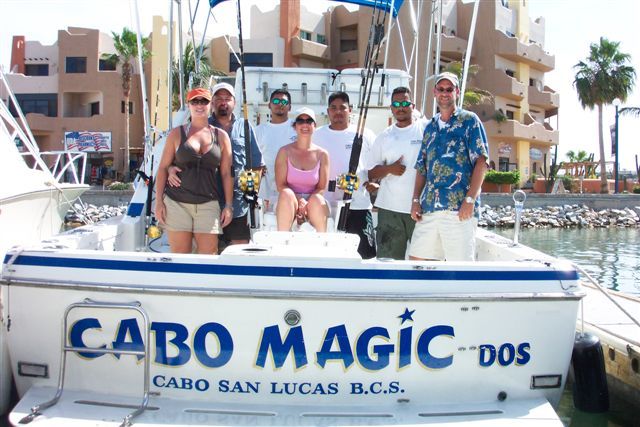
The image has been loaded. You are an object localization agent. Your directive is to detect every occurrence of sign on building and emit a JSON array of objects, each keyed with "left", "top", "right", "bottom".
[{"left": 64, "top": 131, "right": 112, "bottom": 152}]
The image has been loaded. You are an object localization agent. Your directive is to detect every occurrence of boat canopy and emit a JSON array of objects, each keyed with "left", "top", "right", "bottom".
[{"left": 209, "top": 0, "right": 404, "bottom": 17}]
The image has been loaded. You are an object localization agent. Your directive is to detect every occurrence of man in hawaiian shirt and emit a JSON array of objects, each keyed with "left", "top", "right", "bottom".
[{"left": 408, "top": 72, "right": 489, "bottom": 261}]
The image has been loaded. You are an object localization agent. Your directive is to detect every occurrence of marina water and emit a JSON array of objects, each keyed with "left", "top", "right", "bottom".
[{"left": 495, "top": 226, "right": 639, "bottom": 426}]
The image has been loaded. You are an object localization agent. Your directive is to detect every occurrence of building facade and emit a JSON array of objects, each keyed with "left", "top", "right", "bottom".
[
  {"left": 7, "top": 27, "right": 145, "bottom": 183},
  {"left": 208, "top": 0, "right": 559, "bottom": 184},
  {"left": 7, "top": 0, "right": 558, "bottom": 184}
]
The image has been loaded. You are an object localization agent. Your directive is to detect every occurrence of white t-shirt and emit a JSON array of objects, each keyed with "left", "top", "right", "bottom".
[
  {"left": 313, "top": 125, "right": 376, "bottom": 210},
  {"left": 255, "top": 119, "right": 297, "bottom": 205},
  {"left": 369, "top": 119, "right": 427, "bottom": 214}
]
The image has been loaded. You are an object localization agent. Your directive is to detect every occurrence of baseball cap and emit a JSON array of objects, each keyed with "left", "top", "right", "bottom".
[
  {"left": 186, "top": 87, "right": 212, "bottom": 102},
  {"left": 293, "top": 107, "right": 316, "bottom": 123},
  {"left": 434, "top": 72, "right": 459, "bottom": 88},
  {"left": 211, "top": 82, "right": 235, "bottom": 98}
]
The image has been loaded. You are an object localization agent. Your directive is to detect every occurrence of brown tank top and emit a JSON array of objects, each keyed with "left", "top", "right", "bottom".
[{"left": 165, "top": 125, "right": 222, "bottom": 204}]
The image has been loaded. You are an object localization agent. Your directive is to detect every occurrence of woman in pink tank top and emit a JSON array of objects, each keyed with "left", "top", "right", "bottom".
[{"left": 274, "top": 108, "right": 330, "bottom": 231}]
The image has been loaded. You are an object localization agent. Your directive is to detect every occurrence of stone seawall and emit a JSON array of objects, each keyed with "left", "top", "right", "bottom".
[{"left": 82, "top": 190, "right": 640, "bottom": 211}]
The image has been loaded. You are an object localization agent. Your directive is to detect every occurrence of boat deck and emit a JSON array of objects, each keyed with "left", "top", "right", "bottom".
[
  {"left": 578, "top": 282, "right": 640, "bottom": 405},
  {"left": 11, "top": 386, "right": 564, "bottom": 426}
]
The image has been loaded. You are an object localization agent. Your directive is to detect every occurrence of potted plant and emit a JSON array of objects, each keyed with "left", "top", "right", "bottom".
[{"left": 482, "top": 169, "right": 521, "bottom": 193}]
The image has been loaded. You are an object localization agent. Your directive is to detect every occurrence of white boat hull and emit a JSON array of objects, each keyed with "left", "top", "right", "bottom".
[{"left": 2, "top": 229, "right": 582, "bottom": 425}]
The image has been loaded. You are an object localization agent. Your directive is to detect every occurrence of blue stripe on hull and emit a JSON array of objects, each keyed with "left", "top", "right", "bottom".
[{"left": 5, "top": 254, "right": 579, "bottom": 282}]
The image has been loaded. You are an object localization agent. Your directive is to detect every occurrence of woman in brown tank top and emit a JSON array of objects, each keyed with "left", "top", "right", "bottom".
[{"left": 156, "top": 88, "right": 233, "bottom": 254}]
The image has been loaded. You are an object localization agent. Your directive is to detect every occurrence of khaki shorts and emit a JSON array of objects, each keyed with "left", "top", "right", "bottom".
[
  {"left": 163, "top": 196, "right": 221, "bottom": 234},
  {"left": 408, "top": 210, "right": 477, "bottom": 261}
]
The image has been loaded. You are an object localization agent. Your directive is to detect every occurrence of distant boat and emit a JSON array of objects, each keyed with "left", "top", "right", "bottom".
[{"left": 0, "top": 70, "right": 88, "bottom": 414}]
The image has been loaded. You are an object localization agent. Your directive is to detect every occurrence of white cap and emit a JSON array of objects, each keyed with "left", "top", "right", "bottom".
[
  {"left": 211, "top": 82, "right": 235, "bottom": 98},
  {"left": 293, "top": 107, "right": 316, "bottom": 123}
]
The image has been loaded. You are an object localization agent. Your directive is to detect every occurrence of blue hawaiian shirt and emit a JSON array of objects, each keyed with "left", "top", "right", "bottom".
[
  {"left": 414, "top": 108, "right": 489, "bottom": 217},
  {"left": 210, "top": 114, "right": 264, "bottom": 218}
]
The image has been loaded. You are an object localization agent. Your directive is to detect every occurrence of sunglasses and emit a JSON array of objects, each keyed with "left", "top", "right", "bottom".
[
  {"left": 391, "top": 100, "right": 413, "bottom": 108},
  {"left": 436, "top": 87, "right": 455, "bottom": 93},
  {"left": 189, "top": 98, "right": 210, "bottom": 106},
  {"left": 271, "top": 98, "right": 289, "bottom": 106},
  {"left": 295, "top": 117, "right": 315, "bottom": 125}
]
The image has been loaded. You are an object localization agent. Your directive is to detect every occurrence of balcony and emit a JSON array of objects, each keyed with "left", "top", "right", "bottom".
[
  {"left": 528, "top": 85, "right": 559, "bottom": 110},
  {"left": 496, "top": 31, "right": 554, "bottom": 72},
  {"left": 291, "top": 37, "right": 330, "bottom": 63},
  {"left": 486, "top": 71, "right": 526, "bottom": 101},
  {"left": 484, "top": 118, "right": 558, "bottom": 145},
  {"left": 440, "top": 34, "right": 467, "bottom": 61}
]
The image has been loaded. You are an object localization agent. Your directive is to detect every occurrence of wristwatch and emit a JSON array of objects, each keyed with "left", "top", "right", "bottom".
[{"left": 464, "top": 196, "right": 475, "bottom": 204}]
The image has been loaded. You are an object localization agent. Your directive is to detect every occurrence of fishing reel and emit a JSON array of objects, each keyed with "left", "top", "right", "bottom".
[
  {"left": 336, "top": 173, "right": 359, "bottom": 196},
  {"left": 239, "top": 169, "right": 261, "bottom": 203}
]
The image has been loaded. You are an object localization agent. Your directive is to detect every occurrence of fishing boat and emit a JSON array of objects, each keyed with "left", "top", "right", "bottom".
[
  {"left": 0, "top": 71, "right": 88, "bottom": 415},
  {"left": 1, "top": 1, "right": 584, "bottom": 425}
]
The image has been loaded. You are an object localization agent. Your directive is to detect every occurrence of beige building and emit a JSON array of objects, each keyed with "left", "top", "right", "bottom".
[
  {"left": 7, "top": 0, "right": 558, "bottom": 184},
  {"left": 209, "top": 0, "right": 559, "bottom": 184},
  {"left": 8, "top": 27, "right": 145, "bottom": 182}
]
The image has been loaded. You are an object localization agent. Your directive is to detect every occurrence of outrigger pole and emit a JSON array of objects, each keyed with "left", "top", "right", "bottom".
[
  {"left": 337, "top": 0, "right": 389, "bottom": 231},
  {"left": 235, "top": 0, "right": 260, "bottom": 228}
]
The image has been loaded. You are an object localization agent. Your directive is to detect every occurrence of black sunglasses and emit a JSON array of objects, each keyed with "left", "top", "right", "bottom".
[
  {"left": 295, "top": 117, "right": 315, "bottom": 124},
  {"left": 189, "top": 98, "right": 210, "bottom": 106},
  {"left": 271, "top": 98, "right": 290, "bottom": 106},
  {"left": 436, "top": 87, "right": 455, "bottom": 93},
  {"left": 391, "top": 100, "right": 413, "bottom": 108}
]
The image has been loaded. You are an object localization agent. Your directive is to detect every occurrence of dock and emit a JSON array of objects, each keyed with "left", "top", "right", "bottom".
[{"left": 578, "top": 280, "right": 640, "bottom": 406}]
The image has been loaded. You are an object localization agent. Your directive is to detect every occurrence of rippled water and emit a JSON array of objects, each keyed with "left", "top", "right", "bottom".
[
  {"left": 492, "top": 227, "right": 640, "bottom": 295},
  {"left": 494, "top": 226, "right": 639, "bottom": 426}
]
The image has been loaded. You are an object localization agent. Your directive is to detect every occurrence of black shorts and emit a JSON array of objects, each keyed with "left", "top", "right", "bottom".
[
  {"left": 222, "top": 214, "right": 251, "bottom": 242},
  {"left": 346, "top": 209, "right": 377, "bottom": 259}
]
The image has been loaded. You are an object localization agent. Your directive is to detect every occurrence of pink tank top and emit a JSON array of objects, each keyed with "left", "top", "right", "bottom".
[{"left": 287, "top": 157, "right": 320, "bottom": 194}]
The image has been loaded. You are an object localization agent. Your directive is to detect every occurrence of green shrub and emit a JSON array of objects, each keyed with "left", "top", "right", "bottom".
[
  {"left": 484, "top": 169, "right": 521, "bottom": 185},
  {"left": 108, "top": 181, "right": 133, "bottom": 191},
  {"left": 561, "top": 176, "right": 573, "bottom": 192},
  {"left": 633, "top": 185, "right": 640, "bottom": 194}
]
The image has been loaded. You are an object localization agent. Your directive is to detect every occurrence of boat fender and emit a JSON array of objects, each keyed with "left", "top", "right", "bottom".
[{"left": 571, "top": 332, "right": 609, "bottom": 413}]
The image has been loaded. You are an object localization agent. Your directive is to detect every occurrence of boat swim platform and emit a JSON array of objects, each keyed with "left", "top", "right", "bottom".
[
  {"left": 578, "top": 282, "right": 640, "bottom": 406},
  {"left": 10, "top": 386, "right": 564, "bottom": 426}
]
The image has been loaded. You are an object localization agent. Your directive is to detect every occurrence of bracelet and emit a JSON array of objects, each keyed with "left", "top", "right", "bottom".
[{"left": 412, "top": 198, "right": 420, "bottom": 203}]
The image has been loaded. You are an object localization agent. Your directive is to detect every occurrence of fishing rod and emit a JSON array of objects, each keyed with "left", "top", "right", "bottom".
[
  {"left": 236, "top": 0, "right": 260, "bottom": 229},
  {"left": 337, "top": 0, "right": 389, "bottom": 231}
]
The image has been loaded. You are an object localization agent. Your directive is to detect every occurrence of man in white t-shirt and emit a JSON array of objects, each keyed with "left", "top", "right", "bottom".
[
  {"left": 368, "top": 86, "right": 426, "bottom": 260},
  {"left": 314, "top": 92, "right": 377, "bottom": 258},
  {"left": 255, "top": 89, "right": 297, "bottom": 210}
]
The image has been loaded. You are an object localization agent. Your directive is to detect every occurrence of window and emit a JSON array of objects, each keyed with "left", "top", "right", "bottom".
[
  {"left": 499, "top": 157, "right": 510, "bottom": 172},
  {"left": 99, "top": 59, "right": 117, "bottom": 71},
  {"left": 66, "top": 57, "right": 87, "bottom": 73},
  {"left": 340, "top": 39, "right": 357, "bottom": 52},
  {"left": 15, "top": 94, "right": 57, "bottom": 117},
  {"left": 506, "top": 110, "right": 514, "bottom": 120},
  {"left": 300, "top": 30, "right": 312, "bottom": 41},
  {"left": 121, "top": 101, "right": 133, "bottom": 114},
  {"left": 229, "top": 53, "right": 273, "bottom": 72},
  {"left": 91, "top": 102, "right": 100, "bottom": 116},
  {"left": 316, "top": 34, "right": 327, "bottom": 45},
  {"left": 25, "top": 64, "right": 48, "bottom": 76}
]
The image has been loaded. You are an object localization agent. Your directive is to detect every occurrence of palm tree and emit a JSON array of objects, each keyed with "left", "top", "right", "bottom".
[
  {"left": 573, "top": 37, "right": 636, "bottom": 193},
  {"left": 565, "top": 150, "right": 590, "bottom": 163},
  {"left": 102, "top": 28, "right": 150, "bottom": 182},
  {"left": 445, "top": 61, "right": 493, "bottom": 107},
  {"left": 171, "top": 42, "right": 226, "bottom": 110}
]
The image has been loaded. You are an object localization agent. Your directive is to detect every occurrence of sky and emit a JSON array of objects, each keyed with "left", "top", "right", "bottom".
[{"left": 1, "top": 0, "right": 639, "bottom": 171}]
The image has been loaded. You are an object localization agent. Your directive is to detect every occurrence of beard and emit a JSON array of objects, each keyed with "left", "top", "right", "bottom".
[{"left": 216, "top": 108, "right": 229, "bottom": 117}]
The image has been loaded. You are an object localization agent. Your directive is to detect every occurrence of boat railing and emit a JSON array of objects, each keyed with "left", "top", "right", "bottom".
[
  {"left": 28, "top": 150, "right": 88, "bottom": 185},
  {"left": 2, "top": 70, "right": 87, "bottom": 186}
]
